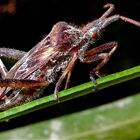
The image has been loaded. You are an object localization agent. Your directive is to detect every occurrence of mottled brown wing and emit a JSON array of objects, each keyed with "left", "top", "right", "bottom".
[{"left": 5, "top": 35, "right": 58, "bottom": 79}]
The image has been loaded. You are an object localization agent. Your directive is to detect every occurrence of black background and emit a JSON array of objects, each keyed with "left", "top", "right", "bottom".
[{"left": 0, "top": 0, "right": 140, "bottom": 131}]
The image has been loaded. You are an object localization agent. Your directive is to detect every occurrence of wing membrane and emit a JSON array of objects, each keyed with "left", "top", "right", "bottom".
[{"left": 6, "top": 35, "right": 58, "bottom": 79}]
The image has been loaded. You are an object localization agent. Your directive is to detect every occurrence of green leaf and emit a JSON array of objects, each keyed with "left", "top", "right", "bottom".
[
  {"left": 1, "top": 92, "right": 140, "bottom": 139},
  {"left": 0, "top": 65, "right": 140, "bottom": 122}
]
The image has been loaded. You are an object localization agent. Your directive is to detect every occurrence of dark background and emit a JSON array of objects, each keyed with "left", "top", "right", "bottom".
[{"left": 0, "top": 0, "right": 140, "bottom": 131}]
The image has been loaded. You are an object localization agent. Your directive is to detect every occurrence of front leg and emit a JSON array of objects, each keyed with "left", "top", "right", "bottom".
[{"left": 80, "top": 42, "right": 118, "bottom": 84}]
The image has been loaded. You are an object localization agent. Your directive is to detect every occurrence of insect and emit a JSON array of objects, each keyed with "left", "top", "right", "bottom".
[{"left": 0, "top": 3, "right": 139, "bottom": 111}]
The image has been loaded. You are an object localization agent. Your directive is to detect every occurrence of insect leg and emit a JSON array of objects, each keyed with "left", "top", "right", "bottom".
[
  {"left": 0, "top": 48, "right": 26, "bottom": 60},
  {"left": 84, "top": 41, "right": 117, "bottom": 57},
  {"left": 54, "top": 53, "right": 78, "bottom": 100},
  {"left": 64, "top": 71, "right": 71, "bottom": 90},
  {"left": 81, "top": 42, "right": 118, "bottom": 85}
]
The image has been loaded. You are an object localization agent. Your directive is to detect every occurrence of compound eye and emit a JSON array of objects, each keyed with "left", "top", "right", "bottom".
[{"left": 92, "top": 32, "right": 97, "bottom": 40}]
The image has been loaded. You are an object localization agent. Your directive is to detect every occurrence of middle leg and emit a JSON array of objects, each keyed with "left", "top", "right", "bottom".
[{"left": 54, "top": 53, "right": 78, "bottom": 99}]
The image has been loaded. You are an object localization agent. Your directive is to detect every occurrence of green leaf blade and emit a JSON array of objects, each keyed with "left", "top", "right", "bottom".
[
  {"left": 1, "top": 93, "right": 140, "bottom": 139},
  {"left": 0, "top": 65, "right": 140, "bottom": 122}
]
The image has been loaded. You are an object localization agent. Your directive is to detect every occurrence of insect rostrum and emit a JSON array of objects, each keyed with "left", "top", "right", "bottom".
[{"left": 0, "top": 3, "right": 139, "bottom": 111}]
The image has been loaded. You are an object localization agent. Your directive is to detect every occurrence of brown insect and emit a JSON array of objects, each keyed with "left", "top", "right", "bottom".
[{"left": 0, "top": 3, "right": 139, "bottom": 111}]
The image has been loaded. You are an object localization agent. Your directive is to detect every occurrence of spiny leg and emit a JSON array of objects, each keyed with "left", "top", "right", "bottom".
[
  {"left": 0, "top": 48, "right": 26, "bottom": 60},
  {"left": 54, "top": 53, "right": 78, "bottom": 100}
]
